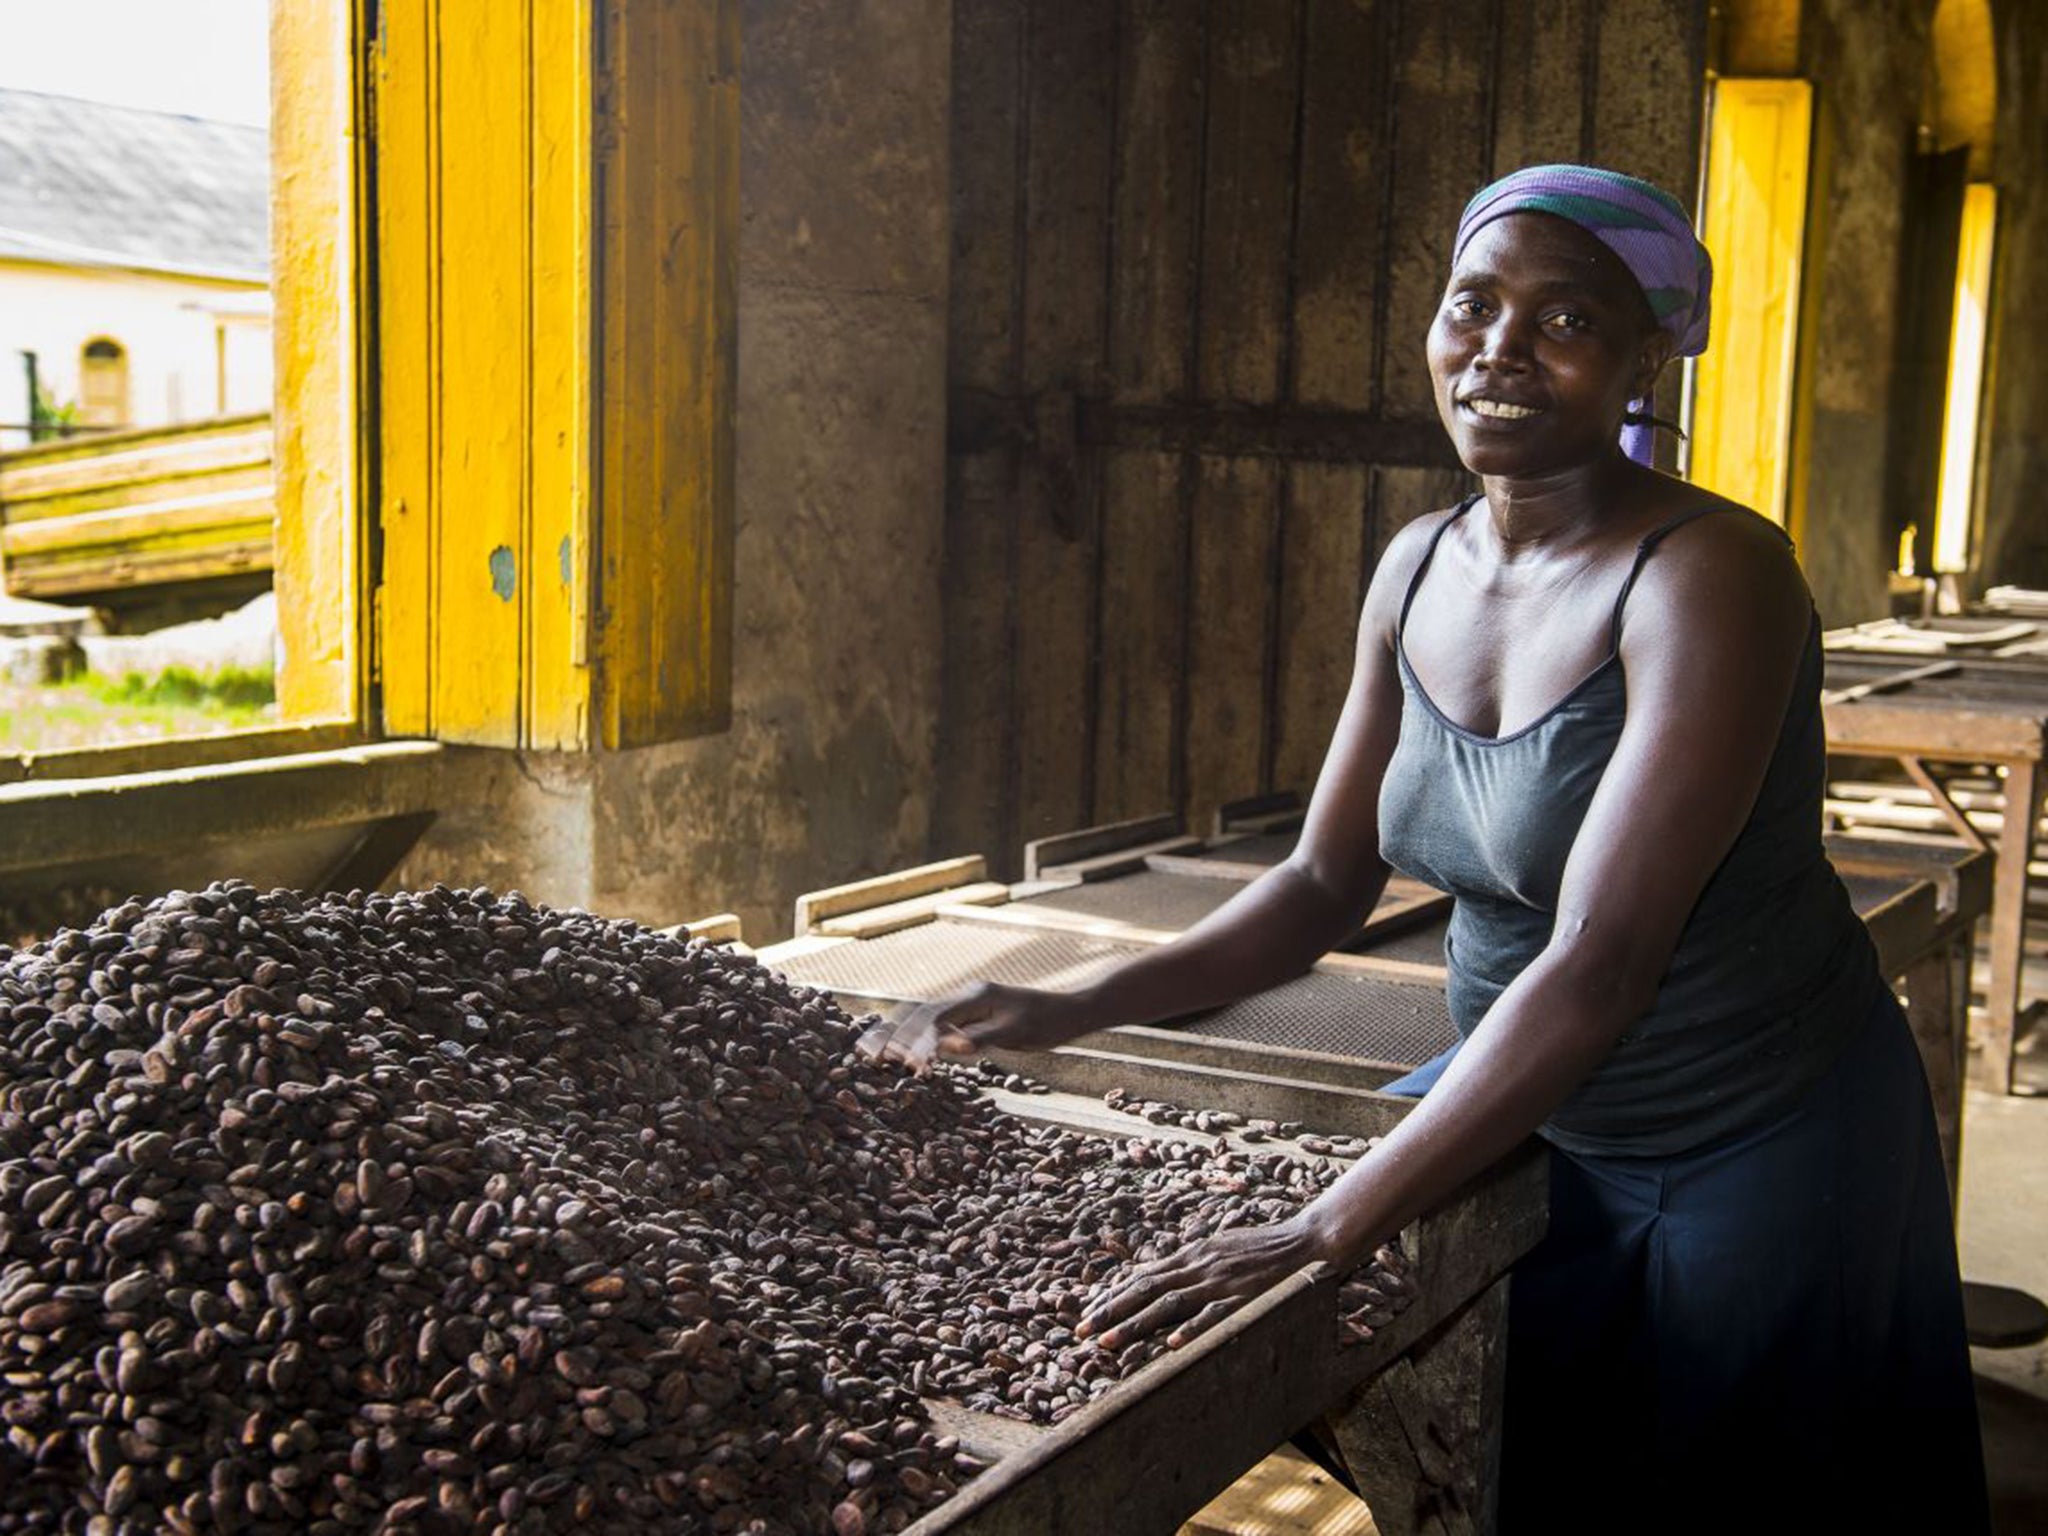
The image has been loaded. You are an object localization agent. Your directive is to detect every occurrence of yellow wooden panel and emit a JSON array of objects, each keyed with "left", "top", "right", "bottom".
[
  {"left": 1689, "top": 78, "right": 1813, "bottom": 533},
  {"left": 371, "top": 0, "right": 734, "bottom": 750},
  {"left": 271, "top": 0, "right": 364, "bottom": 723},
  {"left": 373, "top": 0, "right": 437, "bottom": 737},
  {"left": 596, "top": 0, "right": 739, "bottom": 749},
  {"left": 523, "top": 0, "right": 592, "bottom": 749},
  {"left": 430, "top": 0, "right": 530, "bottom": 746},
  {"left": 1932, "top": 183, "right": 1996, "bottom": 574}
]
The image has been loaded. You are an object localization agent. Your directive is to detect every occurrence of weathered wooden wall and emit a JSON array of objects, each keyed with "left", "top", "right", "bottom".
[{"left": 938, "top": 0, "right": 1707, "bottom": 874}]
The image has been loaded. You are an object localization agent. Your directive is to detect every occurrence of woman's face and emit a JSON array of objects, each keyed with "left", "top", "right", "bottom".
[{"left": 1426, "top": 212, "right": 1671, "bottom": 479}]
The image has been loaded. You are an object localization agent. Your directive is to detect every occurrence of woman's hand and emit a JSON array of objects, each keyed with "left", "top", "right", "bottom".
[
  {"left": 854, "top": 982, "right": 1087, "bottom": 1074},
  {"left": 1076, "top": 1216, "right": 1328, "bottom": 1351}
]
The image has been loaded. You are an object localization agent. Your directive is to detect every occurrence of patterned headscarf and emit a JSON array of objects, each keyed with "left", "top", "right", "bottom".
[{"left": 1453, "top": 164, "right": 1713, "bottom": 465}]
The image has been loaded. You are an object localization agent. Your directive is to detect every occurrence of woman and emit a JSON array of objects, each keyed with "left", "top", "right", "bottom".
[{"left": 859, "top": 165, "right": 1987, "bottom": 1530}]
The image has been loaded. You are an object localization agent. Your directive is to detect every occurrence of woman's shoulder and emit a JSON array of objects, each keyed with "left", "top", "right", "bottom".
[
  {"left": 1361, "top": 499, "right": 1474, "bottom": 628},
  {"left": 1622, "top": 481, "right": 1812, "bottom": 646}
]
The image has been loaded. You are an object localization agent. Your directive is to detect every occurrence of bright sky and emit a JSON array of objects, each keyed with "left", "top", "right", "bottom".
[{"left": 0, "top": 0, "right": 270, "bottom": 128}]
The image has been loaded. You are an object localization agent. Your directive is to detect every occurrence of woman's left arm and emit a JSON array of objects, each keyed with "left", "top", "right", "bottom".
[{"left": 1082, "top": 511, "right": 1815, "bottom": 1349}]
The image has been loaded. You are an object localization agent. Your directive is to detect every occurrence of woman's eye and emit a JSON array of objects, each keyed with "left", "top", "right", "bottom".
[
  {"left": 1450, "top": 298, "right": 1490, "bottom": 321},
  {"left": 1546, "top": 312, "right": 1589, "bottom": 333}
]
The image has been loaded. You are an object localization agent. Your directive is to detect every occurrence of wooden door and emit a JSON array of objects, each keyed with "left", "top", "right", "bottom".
[{"left": 939, "top": 0, "right": 1706, "bottom": 873}]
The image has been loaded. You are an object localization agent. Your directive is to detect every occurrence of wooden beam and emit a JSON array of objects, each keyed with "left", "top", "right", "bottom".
[
  {"left": 0, "top": 742, "right": 442, "bottom": 878},
  {"left": 948, "top": 392, "right": 1464, "bottom": 470}
]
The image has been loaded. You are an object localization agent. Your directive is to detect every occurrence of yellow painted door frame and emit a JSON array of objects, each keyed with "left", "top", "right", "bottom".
[
  {"left": 371, "top": 0, "right": 738, "bottom": 751},
  {"left": 1687, "top": 77, "right": 1818, "bottom": 543},
  {"left": 272, "top": 0, "right": 372, "bottom": 725},
  {"left": 1932, "top": 183, "right": 1997, "bottom": 576}
]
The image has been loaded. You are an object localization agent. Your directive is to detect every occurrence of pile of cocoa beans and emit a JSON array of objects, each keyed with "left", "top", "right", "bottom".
[{"left": 0, "top": 883, "right": 1375, "bottom": 1535}]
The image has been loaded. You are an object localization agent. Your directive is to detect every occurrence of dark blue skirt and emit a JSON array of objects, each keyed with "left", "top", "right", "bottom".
[{"left": 1384, "top": 989, "right": 1988, "bottom": 1533}]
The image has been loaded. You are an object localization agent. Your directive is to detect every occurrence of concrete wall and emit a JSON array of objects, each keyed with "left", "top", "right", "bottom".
[
  {"left": 1976, "top": 0, "right": 2048, "bottom": 591},
  {"left": 403, "top": 0, "right": 952, "bottom": 941},
  {"left": 0, "top": 261, "right": 272, "bottom": 450}
]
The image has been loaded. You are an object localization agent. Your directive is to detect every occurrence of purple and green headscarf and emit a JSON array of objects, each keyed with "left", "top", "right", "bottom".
[{"left": 1453, "top": 164, "right": 1713, "bottom": 465}]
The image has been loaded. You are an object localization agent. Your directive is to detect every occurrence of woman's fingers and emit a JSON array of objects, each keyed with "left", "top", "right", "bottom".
[
  {"left": 1076, "top": 1260, "right": 1185, "bottom": 1340},
  {"left": 1165, "top": 1298, "right": 1236, "bottom": 1349},
  {"left": 1095, "top": 1285, "right": 1208, "bottom": 1352}
]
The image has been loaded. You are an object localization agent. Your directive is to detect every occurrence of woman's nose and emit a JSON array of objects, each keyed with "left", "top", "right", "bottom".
[{"left": 1474, "top": 319, "right": 1533, "bottom": 373}]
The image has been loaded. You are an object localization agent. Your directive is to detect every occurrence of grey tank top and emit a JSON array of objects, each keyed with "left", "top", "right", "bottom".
[{"left": 1378, "top": 496, "right": 1880, "bottom": 1158}]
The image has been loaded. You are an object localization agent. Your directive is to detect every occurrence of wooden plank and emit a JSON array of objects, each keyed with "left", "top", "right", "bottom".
[
  {"left": 937, "top": 0, "right": 1027, "bottom": 872},
  {"left": 1093, "top": 450, "right": 1188, "bottom": 823},
  {"left": 1379, "top": 0, "right": 1493, "bottom": 416},
  {"left": 1, "top": 489, "right": 273, "bottom": 557},
  {"left": 0, "top": 743, "right": 444, "bottom": 877},
  {"left": 1024, "top": 812, "right": 1184, "bottom": 879},
  {"left": 794, "top": 855, "right": 993, "bottom": 934},
  {"left": 0, "top": 413, "right": 269, "bottom": 473},
  {"left": 1184, "top": 456, "right": 1281, "bottom": 830},
  {"left": 270, "top": 0, "right": 361, "bottom": 724},
  {"left": 938, "top": 451, "right": 1025, "bottom": 872},
  {"left": 1196, "top": 0, "right": 1302, "bottom": 406},
  {"left": 1107, "top": 0, "right": 1205, "bottom": 403},
  {"left": 1291, "top": 0, "right": 1390, "bottom": 411},
  {"left": 818, "top": 883, "right": 1013, "bottom": 941},
  {"left": 430, "top": 1, "right": 528, "bottom": 747},
  {"left": 1036, "top": 834, "right": 1206, "bottom": 884},
  {"left": 523, "top": 0, "right": 593, "bottom": 750},
  {"left": 1490, "top": 0, "right": 1590, "bottom": 172},
  {"left": 1272, "top": 462, "right": 1368, "bottom": 800},
  {"left": 1012, "top": 0, "right": 1117, "bottom": 846},
  {"left": 950, "top": 0, "right": 1028, "bottom": 395},
  {"left": 0, "top": 425, "right": 270, "bottom": 506},
  {"left": 3, "top": 463, "right": 272, "bottom": 527},
  {"left": 984, "top": 1044, "right": 1404, "bottom": 1141},
  {"left": 373, "top": 0, "right": 436, "bottom": 737},
  {"left": 1588, "top": 0, "right": 1703, "bottom": 195},
  {"left": 1980, "top": 760, "right": 2041, "bottom": 1094},
  {"left": 1824, "top": 706, "right": 2048, "bottom": 761},
  {"left": 595, "top": 0, "right": 739, "bottom": 747},
  {"left": 1858, "top": 881, "right": 1940, "bottom": 979},
  {"left": 0, "top": 722, "right": 370, "bottom": 787},
  {"left": 1026, "top": 398, "right": 1462, "bottom": 468}
]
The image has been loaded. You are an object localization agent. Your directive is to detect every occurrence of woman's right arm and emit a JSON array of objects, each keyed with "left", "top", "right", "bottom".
[{"left": 857, "top": 515, "right": 1432, "bottom": 1070}]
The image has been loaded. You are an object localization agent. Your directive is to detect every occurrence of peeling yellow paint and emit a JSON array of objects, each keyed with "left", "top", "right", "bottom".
[
  {"left": 1689, "top": 77, "right": 1815, "bottom": 542},
  {"left": 371, "top": 0, "right": 735, "bottom": 750},
  {"left": 270, "top": 0, "right": 364, "bottom": 724}
]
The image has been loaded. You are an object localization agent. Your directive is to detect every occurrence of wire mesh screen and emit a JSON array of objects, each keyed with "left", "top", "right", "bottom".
[
  {"left": 1355, "top": 918, "right": 1450, "bottom": 967},
  {"left": 1193, "top": 833, "right": 1298, "bottom": 868},
  {"left": 766, "top": 918, "right": 1458, "bottom": 1066},
  {"left": 1177, "top": 971, "right": 1456, "bottom": 1065},
  {"left": 768, "top": 920, "right": 1148, "bottom": 1003},
  {"left": 1019, "top": 871, "right": 1247, "bottom": 931}
]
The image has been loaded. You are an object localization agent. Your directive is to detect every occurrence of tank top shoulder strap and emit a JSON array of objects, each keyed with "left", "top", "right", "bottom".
[
  {"left": 1606, "top": 502, "right": 1765, "bottom": 653},
  {"left": 1397, "top": 493, "right": 1484, "bottom": 637}
]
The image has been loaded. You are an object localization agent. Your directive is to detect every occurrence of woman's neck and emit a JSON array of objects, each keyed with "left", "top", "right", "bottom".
[{"left": 1478, "top": 455, "right": 1644, "bottom": 557}]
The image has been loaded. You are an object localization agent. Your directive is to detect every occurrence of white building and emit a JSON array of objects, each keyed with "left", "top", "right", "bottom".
[{"left": 0, "top": 89, "right": 270, "bottom": 451}]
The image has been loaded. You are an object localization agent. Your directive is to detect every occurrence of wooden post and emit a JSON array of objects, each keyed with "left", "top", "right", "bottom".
[
  {"left": 1981, "top": 758, "right": 2042, "bottom": 1092},
  {"left": 1903, "top": 943, "right": 1969, "bottom": 1202}
]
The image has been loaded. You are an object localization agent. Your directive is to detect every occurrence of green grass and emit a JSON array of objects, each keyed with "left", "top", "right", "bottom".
[
  {"left": 0, "top": 667, "right": 277, "bottom": 752},
  {"left": 80, "top": 664, "right": 276, "bottom": 711}
]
